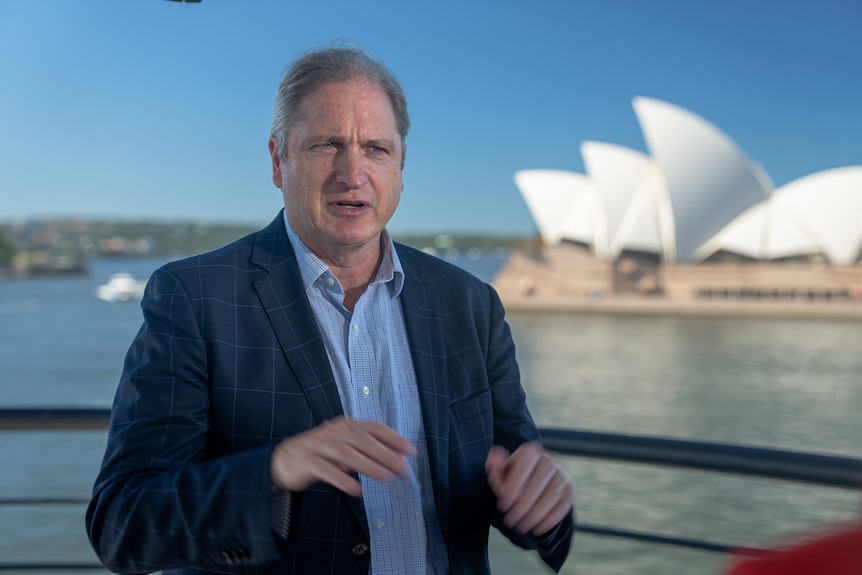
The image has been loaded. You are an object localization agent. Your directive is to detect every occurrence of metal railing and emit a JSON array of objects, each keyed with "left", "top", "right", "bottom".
[
  {"left": 539, "top": 427, "right": 862, "bottom": 490},
  {"left": 2, "top": 408, "right": 861, "bottom": 571},
  {"left": 539, "top": 427, "right": 862, "bottom": 556}
]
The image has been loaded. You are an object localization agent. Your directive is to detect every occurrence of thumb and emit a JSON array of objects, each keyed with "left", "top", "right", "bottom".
[{"left": 485, "top": 445, "right": 511, "bottom": 478}]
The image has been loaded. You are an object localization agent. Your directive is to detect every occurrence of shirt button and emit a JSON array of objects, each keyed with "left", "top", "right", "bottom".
[
  {"left": 362, "top": 386, "right": 370, "bottom": 396},
  {"left": 326, "top": 277, "right": 335, "bottom": 286},
  {"left": 376, "top": 520, "right": 385, "bottom": 529},
  {"left": 353, "top": 324, "right": 360, "bottom": 332}
]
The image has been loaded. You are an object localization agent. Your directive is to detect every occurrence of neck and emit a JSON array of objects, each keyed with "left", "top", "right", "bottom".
[
  {"left": 323, "top": 237, "right": 386, "bottom": 313},
  {"left": 331, "top": 256, "right": 380, "bottom": 312}
]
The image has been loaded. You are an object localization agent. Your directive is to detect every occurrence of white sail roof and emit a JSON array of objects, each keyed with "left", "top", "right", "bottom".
[
  {"left": 514, "top": 98, "right": 861, "bottom": 268},
  {"left": 775, "top": 166, "right": 862, "bottom": 265},
  {"left": 633, "top": 96, "right": 773, "bottom": 263},
  {"left": 699, "top": 167, "right": 862, "bottom": 264},
  {"left": 513, "top": 169, "right": 597, "bottom": 247},
  {"left": 581, "top": 141, "right": 675, "bottom": 260},
  {"left": 694, "top": 197, "right": 820, "bottom": 261}
]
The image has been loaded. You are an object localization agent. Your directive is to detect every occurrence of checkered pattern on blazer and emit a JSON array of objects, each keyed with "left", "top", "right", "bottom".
[{"left": 86, "top": 212, "right": 575, "bottom": 575}]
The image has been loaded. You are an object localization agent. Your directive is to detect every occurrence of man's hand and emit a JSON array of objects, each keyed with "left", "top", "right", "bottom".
[
  {"left": 485, "top": 442, "right": 575, "bottom": 536},
  {"left": 271, "top": 416, "right": 415, "bottom": 496}
]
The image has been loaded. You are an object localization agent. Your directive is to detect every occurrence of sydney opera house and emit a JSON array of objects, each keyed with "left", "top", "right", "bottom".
[{"left": 494, "top": 97, "right": 862, "bottom": 311}]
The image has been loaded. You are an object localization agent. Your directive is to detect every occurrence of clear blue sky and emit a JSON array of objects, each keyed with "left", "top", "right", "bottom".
[{"left": 1, "top": 0, "right": 860, "bottom": 235}]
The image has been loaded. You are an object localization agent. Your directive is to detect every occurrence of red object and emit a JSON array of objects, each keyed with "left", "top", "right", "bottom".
[{"left": 724, "top": 523, "right": 862, "bottom": 575}]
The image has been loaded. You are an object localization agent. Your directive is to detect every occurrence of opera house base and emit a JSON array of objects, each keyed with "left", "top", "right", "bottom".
[{"left": 492, "top": 243, "right": 862, "bottom": 321}]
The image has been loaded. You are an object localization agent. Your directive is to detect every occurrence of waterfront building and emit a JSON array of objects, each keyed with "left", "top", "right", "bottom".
[{"left": 498, "top": 97, "right": 862, "bottom": 308}]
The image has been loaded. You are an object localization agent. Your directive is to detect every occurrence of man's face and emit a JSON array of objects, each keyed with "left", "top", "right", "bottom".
[{"left": 269, "top": 80, "right": 405, "bottom": 263}]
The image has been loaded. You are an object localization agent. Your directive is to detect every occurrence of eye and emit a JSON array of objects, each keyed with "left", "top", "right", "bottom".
[
  {"left": 365, "top": 142, "right": 394, "bottom": 157},
  {"left": 310, "top": 141, "right": 341, "bottom": 155}
]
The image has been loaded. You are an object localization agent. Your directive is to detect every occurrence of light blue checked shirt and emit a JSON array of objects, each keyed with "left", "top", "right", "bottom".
[{"left": 284, "top": 213, "right": 449, "bottom": 575}]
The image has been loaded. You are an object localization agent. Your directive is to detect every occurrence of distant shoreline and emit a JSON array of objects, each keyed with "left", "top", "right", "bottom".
[{"left": 499, "top": 294, "right": 862, "bottom": 321}]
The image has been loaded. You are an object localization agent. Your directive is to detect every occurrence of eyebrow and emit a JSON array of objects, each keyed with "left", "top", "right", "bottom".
[
  {"left": 298, "top": 135, "right": 398, "bottom": 146},
  {"left": 365, "top": 138, "right": 399, "bottom": 150}
]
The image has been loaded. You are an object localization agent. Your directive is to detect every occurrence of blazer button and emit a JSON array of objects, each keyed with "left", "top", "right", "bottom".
[{"left": 351, "top": 541, "right": 370, "bottom": 556}]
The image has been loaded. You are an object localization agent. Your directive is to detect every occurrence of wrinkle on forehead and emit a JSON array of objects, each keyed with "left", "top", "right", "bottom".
[{"left": 293, "top": 80, "right": 401, "bottom": 147}]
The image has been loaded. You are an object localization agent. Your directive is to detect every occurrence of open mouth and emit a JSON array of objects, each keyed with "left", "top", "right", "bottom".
[{"left": 335, "top": 201, "right": 366, "bottom": 208}]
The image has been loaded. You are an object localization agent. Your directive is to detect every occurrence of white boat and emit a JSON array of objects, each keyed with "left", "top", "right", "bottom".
[{"left": 96, "top": 273, "right": 146, "bottom": 303}]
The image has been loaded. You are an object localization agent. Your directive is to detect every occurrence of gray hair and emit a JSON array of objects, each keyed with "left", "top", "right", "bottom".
[{"left": 270, "top": 41, "right": 410, "bottom": 159}]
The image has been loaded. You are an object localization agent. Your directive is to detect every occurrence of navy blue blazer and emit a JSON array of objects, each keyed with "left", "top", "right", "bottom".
[{"left": 86, "top": 213, "right": 574, "bottom": 575}]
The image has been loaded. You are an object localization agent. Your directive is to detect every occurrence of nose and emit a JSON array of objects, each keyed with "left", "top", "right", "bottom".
[{"left": 335, "top": 148, "right": 369, "bottom": 189}]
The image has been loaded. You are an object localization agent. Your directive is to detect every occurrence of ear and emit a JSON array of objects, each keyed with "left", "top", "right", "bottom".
[
  {"left": 268, "top": 137, "right": 283, "bottom": 188},
  {"left": 401, "top": 143, "right": 407, "bottom": 170}
]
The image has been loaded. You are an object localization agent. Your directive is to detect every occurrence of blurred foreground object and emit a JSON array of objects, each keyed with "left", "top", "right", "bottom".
[{"left": 724, "top": 522, "right": 862, "bottom": 575}]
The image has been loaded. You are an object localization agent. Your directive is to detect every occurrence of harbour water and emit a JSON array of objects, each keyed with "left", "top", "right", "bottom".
[{"left": 1, "top": 254, "right": 861, "bottom": 574}]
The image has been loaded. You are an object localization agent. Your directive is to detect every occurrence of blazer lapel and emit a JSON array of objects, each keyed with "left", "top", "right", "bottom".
[
  {"left": 397, "top": 247, "right": 452, "bottom": 541},
  {"left": 249, "top": 214, "right": 370, "bottom": 537},
  {"left": 250, "top": 214, "right": 345, "bottom": 424}
]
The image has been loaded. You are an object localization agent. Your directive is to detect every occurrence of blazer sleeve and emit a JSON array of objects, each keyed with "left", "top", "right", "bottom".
[
  {"left": 485, "top": 286, "right": 576, "bottom": 572},
  {"left": 85, "top": 266, "right": 283, "bottom": 573}
]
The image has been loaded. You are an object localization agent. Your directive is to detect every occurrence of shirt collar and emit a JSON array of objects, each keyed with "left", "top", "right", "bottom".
[{"left": 282, "top": 209, "right": 404, "bottom": 297}]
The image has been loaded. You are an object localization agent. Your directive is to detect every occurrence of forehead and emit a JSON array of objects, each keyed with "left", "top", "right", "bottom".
[{"left": 295, "top": 80, "right": 398, "bottom": 135}]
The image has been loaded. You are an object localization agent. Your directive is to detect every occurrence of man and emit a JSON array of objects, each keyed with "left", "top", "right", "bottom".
[{"left": 86, "top": 43, "right": 575, "bottom": 575}]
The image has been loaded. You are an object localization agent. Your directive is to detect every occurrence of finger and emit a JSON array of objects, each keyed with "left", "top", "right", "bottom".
[
  {"left": 531, "top": 497, "right": 574, "bottom": 536},
  {"left": 493, "top": 442, "right": 543, "bottom": 511},
  {"left": 334, "top": 419, "right": 415, "bottom": 478},
  {"left": 499, "top": 450, "right": 556, "bottom": 525},
  {"left": 349, "top": 419, "right": 416, "bottom": 464},
  {"left": 271, "top": 418, "right": 413, "bottom": 493},
  {"left": 306, "top": 419, "right": 410, "bottom": 483},
  {"left": 271, "top": 431, "right": 358, "bottom": 493},
  {"left": 491, "top": 443, "right": 575, "bottom": 533},
  {"left": 513, "top": 468, "right": 575, "bottom": 535},
  {"left": 485, "top": 445, "right": 511, "bottom": 490},
  {"left": 296, "top": 456, "right": 364, "bottom": 497}
]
